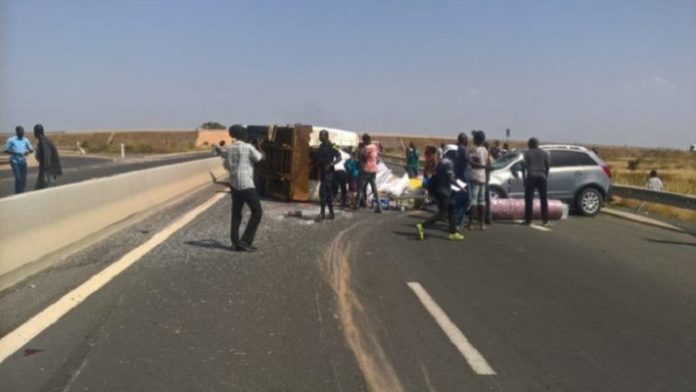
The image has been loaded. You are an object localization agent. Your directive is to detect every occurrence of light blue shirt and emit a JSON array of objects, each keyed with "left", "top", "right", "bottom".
[{"left": 3, "top": 136, "right": 34, "bottom": 165}]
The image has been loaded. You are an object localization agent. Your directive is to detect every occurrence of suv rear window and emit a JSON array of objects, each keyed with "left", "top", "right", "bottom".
[
  {"left": 576, "top": 153, "right": 598, "bottom": 166},
  {"left": 549, "top": 151, "right": 597, "bottom": 167}
]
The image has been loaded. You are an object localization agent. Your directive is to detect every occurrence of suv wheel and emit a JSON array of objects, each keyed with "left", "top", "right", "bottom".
[
  {"left": 489, "top": 187, "right": 505, "bottom": 199},
  {"left": 576, "top": 187, "right": 603, "bottom": 216}
]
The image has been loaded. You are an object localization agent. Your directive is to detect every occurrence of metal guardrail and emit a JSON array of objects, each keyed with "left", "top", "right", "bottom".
[
  {"left": 381, "top": 154, "right": 407, "bottom": 166},
  {"left": 382, "top": 154, "right": 695, "bottom": 210},
  {"left": 611, "top": 185, "right": 695, "bottom": 210}
]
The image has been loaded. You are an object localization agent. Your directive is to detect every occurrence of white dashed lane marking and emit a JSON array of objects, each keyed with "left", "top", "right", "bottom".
[{"left": 407, "top": 282, "right": 497, "bottom": 375}]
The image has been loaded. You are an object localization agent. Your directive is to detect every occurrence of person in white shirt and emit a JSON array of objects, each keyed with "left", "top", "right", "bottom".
[
  {"left": 333, "top": 148, "right": 350, "bottom": 208},
  {"left": 225, "top": 125, "right": 263, "bottom": 252},
  {"left": 635, "top": 170, "right": 664, "bottom": 213},
  {"left": 647, "top": 170, "right": 663, "bottom": 191},
  {"left": 465, "top": 131, "right": 490, "bottom": 230}
]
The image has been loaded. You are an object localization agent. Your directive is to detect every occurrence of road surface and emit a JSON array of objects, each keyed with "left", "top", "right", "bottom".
[
  {"left": 0, "top": 152, "right": 212, "bottom": 198},
  {"left": 0, "top": 185, "right": 694, "bottom": 391}
]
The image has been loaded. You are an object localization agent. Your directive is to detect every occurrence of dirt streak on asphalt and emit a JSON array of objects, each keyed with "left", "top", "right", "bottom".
[{"left": 323, "top": 221, "right": 405, "bottom": 392}]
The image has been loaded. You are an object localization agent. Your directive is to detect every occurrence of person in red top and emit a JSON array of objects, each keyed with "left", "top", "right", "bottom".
[{"left": 358, "top": 133, "right": 382, "bottom": 213}]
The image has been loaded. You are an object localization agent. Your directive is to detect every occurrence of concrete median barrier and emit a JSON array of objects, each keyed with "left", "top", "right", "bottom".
[{"left": 0, "top": 157, "right": 227, "bottom": 286}]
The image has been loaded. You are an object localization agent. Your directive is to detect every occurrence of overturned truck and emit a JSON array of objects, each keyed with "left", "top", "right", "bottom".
[{"left": 251, "top": 124, "right": 358, "bottom": 202}]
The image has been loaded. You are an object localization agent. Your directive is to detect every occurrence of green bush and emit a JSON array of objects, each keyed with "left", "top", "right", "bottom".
[
  {"left": 627, "top": 158, "right": 641, "bottom": 170},
  {"left": 200, "top": 122, "right": 226, "bottom": 130}
]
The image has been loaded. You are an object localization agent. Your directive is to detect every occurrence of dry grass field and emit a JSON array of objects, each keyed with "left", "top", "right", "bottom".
[
  {"left": 1, "top": 130, "right": 199, "bottom": 155},
  {"left": 602, "top": 149, "right": 695, "bottom": 222}
]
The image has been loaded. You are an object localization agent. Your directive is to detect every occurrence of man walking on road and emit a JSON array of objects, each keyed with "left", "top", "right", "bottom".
[
  {"left": 358, "top": 133, "right": 382, "bottom": 213},
  {"left": 33, "top": 124, "right": 62, "bottom": 190},
  {"left": 522, "top": 137, "right": 550, "bottom": 225},
  {"left": 316, "top": 130, "right": 341, "bottom": 221},
  {"left": 3, "top": 126, "right": 34, "bottom": 194},
  {"left": 225, "top": 125, "right": 264, "bottom": 252}
]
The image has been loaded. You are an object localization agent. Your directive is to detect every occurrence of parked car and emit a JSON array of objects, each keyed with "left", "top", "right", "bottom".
[{"left": 488, "top": 145, "right": 612, "bottom": 216}]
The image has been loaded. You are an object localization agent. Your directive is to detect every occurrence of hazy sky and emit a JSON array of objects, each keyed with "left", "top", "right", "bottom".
[{"left": 1, "top": 0, "right": 694, "bottom": 148}]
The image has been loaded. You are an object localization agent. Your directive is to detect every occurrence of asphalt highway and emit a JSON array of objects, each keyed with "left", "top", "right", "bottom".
[
  {"left": 0, "top": 152, "right": 212, "bottom": 198},
  {"left": 0, "top": 185, "right": 694, "bottom": 391}
]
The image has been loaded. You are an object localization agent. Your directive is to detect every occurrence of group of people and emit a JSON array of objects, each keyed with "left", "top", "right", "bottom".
[
  {"left": 315, "top": 132, "right": 385, "bottom": 221},
  {"left": 3, "top": 124, "right": 63, "bottom": 194},
  {"left": 414, "top": 131, "right": 493, "bottom": 241},
  {"left": 223, "top": 124, "right": 554, "bottom": 251},
  {"left": 224, "top": 124, "right": 397, "bottom": 251},
  {"left": 223, "top": 126, "right": 385, "bottom": 252},
  {"left": 414, "top": 132, "right": 551, "bottom": 241}
]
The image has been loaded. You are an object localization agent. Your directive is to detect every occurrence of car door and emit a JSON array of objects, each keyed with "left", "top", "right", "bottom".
[
  {"left": 548, "top": 150, "right": 580, "bottom": 200},
  {"left": 508, "top": 160, "right": 525, "bottom": 198}
]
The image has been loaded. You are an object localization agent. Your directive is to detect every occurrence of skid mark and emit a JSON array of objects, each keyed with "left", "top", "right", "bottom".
[{"left": 322, "top": 222, "right": 404, "bottom": 392}]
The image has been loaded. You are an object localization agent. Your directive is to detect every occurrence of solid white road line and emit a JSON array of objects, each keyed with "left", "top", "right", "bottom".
[
  {"left": 407, "top": 282, "right": 497, "bottom": 375},
  {"left": 529, "top": 224, "right": 551, "bottom": 232},
  {"left": 0, "top": 192, "right": 226, "bottom": 364}
]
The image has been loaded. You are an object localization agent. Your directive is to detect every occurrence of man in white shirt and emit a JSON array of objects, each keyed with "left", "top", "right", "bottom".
[
  {"left": 333, "top": 148, "right": 350, "bottom": 207},
  {"left": 465, "top": 131, "right": 490, "bottom": 230},
  {"left": 225, "top": 125, "right": 264, "bottom": 252}
]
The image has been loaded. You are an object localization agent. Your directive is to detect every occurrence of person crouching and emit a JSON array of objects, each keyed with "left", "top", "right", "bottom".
[{"left": 415, "top": 146, "right": 465, "bottom": 241}]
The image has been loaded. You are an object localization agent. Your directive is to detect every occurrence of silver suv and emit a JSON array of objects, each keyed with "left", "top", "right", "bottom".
[{"left": 488, "top": 145, "right": 612, "bottom": 216}]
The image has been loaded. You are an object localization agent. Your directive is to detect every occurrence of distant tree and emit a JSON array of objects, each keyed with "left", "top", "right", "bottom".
[
  {"left": 627, "top": 158, "right": 642, "bottom": 170},
  {"left": 200, "top": 121, "right": 226, "bottom": 130}
]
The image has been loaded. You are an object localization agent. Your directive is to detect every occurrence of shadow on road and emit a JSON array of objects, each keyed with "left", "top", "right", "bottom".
[
  {"left": 392, "top": 229, "right": 450, "bottom": 241},
  {"left": 184, "top": 239, "right": 231, "bottom": 251},
  {"left": 644, "top": 238, "right": 696, "bottom": 248}
]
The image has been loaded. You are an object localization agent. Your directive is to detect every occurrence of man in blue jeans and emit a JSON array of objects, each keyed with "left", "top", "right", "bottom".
[
  {"left": 225, "top": 125, "right": 264, "bottom": 252},
  {"left": 3, "top": 126, "right": 34, "bottom": 194}
]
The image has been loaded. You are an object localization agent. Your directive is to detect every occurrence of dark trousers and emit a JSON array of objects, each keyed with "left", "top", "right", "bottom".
[
  {"left": 35, "top": 169, "right": 57, "bottom": 190},
  {"left": 320, "top": 171, "right": 334, "bottom": 215},
  {"left": 231, "top": 188, "right": 263, "bottom": 246},
  {"left": 453, "top": 190, "right": 469, "bottom": 226},
  {"left": 11, "top": 162, "right": 27, "bottom": 194},
  {"left": 359, "top": 172, "right": 381, "bottom": 211},
  {"left": 524, "top": 175, "right": 549, "bottom": 223},
  {"left": 355, "top": 171, "right": 364, "bottom": 207},
  {"left": 332, "top": 170, "right": 348, "bottom": 206},
  {"left": 423, "top": 193, "right": 457, "bottom": 234},
  {"left": 406, "top": 165, "right": 418, "bottom": 178},
  {"left": 485, "top": 182, "right": 492, "bottom": 223}
]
